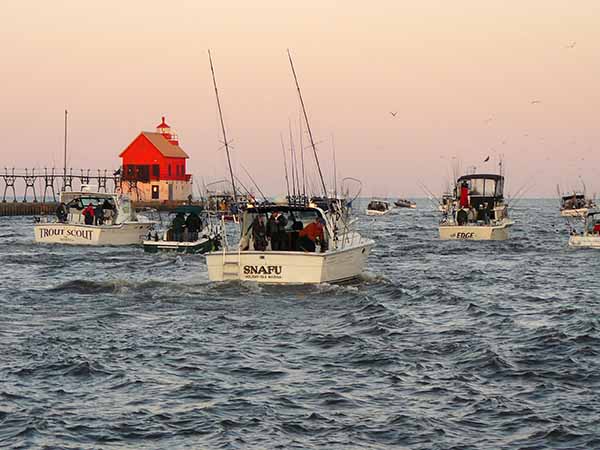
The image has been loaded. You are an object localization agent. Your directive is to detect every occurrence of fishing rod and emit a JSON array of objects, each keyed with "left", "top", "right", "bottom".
[
  {"left": 63, "top": 109, "right": 68, "bottom": 192},
  {"left": 240, "top": 164, "right": 268, "bottom": 203},
  {"left": 287, "top": 49, "right": 328, "bottom": 199},
  {"left": 208, "top": 50, "right": 238, "bottom": 208},
  {"left": 280, "top": 133, "right": 291, "bottom": 203},
  {"left": 289, "top": 119, "right": 298, "bottom": 201},
  {"left": 332, "top": 134, "right": 337, "bottom": 200},
  {"left": 299, "top": 112, "right": 307, "bottom": 202}
]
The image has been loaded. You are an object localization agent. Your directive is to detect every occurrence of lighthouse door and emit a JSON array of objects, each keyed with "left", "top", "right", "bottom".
[{"left": 168, "top": 183, "right": 174, "bottom": 201}]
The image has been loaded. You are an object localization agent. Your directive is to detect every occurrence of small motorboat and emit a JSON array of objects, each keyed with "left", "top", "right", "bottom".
[
  {"left": 143, "top": 206, "right": 222, "bottom": 254},
  {"left": 394, "top": 198, "right": 416, "bottom": 209},
  {"left": 568, "top": 209, "right": 600, "bottom": 248},
  {"left": 439, "top": 173, "right": 514, "bottom": 240},
  {"left": 559, "top": 191, "right": 596, "bottom": 218},
  {"left": 366, "top": 200, "right": 392, "bottom": 216},
  {"left": 35, "top": 186, "right": 155, "bottom": 245}
]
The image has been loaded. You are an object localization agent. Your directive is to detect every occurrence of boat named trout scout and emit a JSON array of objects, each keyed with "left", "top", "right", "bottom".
[
  {"left": 439, "top": 173, "right": 513, "bottom": 240},
  {"left": 35, "top": 187, "right": 154, "bottom": 245}
]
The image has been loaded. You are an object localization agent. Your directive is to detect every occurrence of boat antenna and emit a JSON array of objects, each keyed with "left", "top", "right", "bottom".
[
  {"left": 240, "top": 164, "right": 268, "bottom": 203},
  {"left": 289, "top": 118, "right": 299, "bottom": 201},
  {"left": 287, "top": 49, "right": 328, "bottom": 199},
  {"left": 63, "top": 109, "right": 68, "bottom": 192},
  {"left": 208, "top": 50, "right": 238, "bottom": 207},
  {"left": 280, "top": 133, "right": 291, "bottom": 203},
  {"left": 299, "top": 111, "right": 307, "bottom": 202},
  {"left": 332, "top": 134, "right": 338, "bottom": 199}
]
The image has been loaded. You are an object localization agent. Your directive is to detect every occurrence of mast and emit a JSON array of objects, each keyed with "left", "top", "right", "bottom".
[
  {"left": 287, "top": 49, "right": 328, "bottom": 199},
  {"left": 299, "top": 112, "right": 306, "bottom": 201},
  {"left": 63, "top": 109, "right": 68, "bottom": 192},
  {"left": 280, "top": 133, "right": 291, "bottom": 203},
  {"left": 208, "top": 50, "right": 238, "bottom": 206},
  {"left": 332, "top": 134, "right": 337, "bottom": 199}
]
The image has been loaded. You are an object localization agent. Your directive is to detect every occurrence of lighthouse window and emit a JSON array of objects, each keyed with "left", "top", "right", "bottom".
[
  {"left": 151, "top": 185, "right": 159, "bottom": 199},
  {"left": 152, "top": 164, "right": 159, "bottom": 178},
  {"left": 168, "top": 164, "right": 171, "bottom": 176}
]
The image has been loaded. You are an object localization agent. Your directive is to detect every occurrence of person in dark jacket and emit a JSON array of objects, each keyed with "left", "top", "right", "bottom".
[
  {"left": 289, "top": 214, "right": 304, "bottom": 251},
  {"left": 185, "top": 212, "right": 202, "bottom": 241},
  {"left": 171, "top": 212, "right": 186, "bottom": 242},
  {"left": 251, "top": 215, "right": 268, "bottom": 251},
  {"left": 56, "top": 202, "right": 68, "bottom": 223},
  {"left": 267, "top": 211, "right": 288, "bottom": 251},
  {"left": 94, "top": 204, "right": 104, "bottom": 225}
]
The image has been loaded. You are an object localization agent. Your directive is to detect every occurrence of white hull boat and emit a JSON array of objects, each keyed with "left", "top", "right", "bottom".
[
  {"left": 439, "top": 220, "right": 513, "bottom": 240},
  {"left": 366, "top": 208, "right": 392, "bottom": 216},
  {"left": 366, "top": 200, "right": 391, "bottom": 216},
  {"left": 568, "top": 209, "right": 600, "bottom": 248},
  {"left": 34, "top": 187, "right": 155, "bottom": 246},
  {"left": 569, "top": 235, "right": 600, "bottom": 248}
]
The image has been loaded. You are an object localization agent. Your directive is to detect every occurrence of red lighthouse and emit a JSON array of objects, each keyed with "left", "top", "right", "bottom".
[{"left": 119, "top": 117, "right": 192, "bottom": 201}]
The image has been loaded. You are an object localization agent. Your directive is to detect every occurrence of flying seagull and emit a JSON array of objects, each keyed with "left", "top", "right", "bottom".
[
  {"left": 565, "top": 41, "right": 576, "bottom": 49},
  {"left": 390, "top": 112, "right": 397, "bottom": 117},
  {"left": 484, "top": 156, "right": 490, "bottom": 162},
  {"left": 530, "top": 100, "right": 541, "bottom": 104}
]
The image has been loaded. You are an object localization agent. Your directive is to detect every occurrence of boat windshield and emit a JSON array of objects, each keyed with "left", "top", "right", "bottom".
[
  {"left": 66, "top": 196, "right": 116, "bottom": 210},
  {"left": 468, "top": 178, "right": 497, "bottom": 197}
]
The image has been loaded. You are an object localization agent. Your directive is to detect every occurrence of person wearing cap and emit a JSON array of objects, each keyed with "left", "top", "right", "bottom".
[
  {"left": 267, "top": 210, "right": 288, "bottom": 251},
  {"left": 298, "top": 216, "right": 325, "bottom": 252}
]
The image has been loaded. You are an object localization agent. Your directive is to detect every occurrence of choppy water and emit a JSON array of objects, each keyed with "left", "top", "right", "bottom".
[{"left": 1, "top": 199, "right": 599, "bottom": 449}]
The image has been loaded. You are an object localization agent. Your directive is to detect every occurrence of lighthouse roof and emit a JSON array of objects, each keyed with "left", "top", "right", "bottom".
[{"left": 141, "top": 132, "right": 189, "bottom": 158}]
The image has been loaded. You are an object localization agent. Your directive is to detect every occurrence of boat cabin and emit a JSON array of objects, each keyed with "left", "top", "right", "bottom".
[
  {"left": 239, "top": 204, "right": 329, "bottom": 252},
  {"left": 584, "top": 209, "right": 600, "bottom": 235},
  {"left": 367, "top": 200, "right": 389, "bottom": 212},
  {"left": 561, "top": 193, "right": 588, "bottom": 210},
  {"left": 59, "top": 191, "right": 135, "bottom": 224},
  {"left": 456, "top": 174, "right": 504, "bottom": 207}
]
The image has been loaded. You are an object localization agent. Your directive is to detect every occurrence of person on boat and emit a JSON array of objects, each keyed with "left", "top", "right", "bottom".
[
  {"left": 298, "top": 217, "right": 325, "bottom": 252},
  {"left": 185, "top": 212, "right": 202, "bottom": 241},
  {"left": 481, "top": 203, "right": 491, "bottom": 225},
  {"left": 459, "top": 181, "right": 469, "bottom": 208},
  {"left": 82, "top": 204, "right": 95, "bottom": 225},
  {"left": 251, "top": 215, "right": 268, "bottom": 251},
  {"left": 267, "top": 211, "right": 288, "bottom": 251},
  {"left": 593, "top": 221, "right": 600, "bottom": 235},
  {"left": 456, "top": 208, "right": 468, "bottom": 226},
  {"left": 289, "top": 213, "right": 304, "bottom": 251},
  {"left": 56, "top": 202, "right": 68, "bottom": 223},
  {"left": 467, "top": 206, "right": 477, "bottom": 223},
  {"left": 94, "top": 203, "right": 104, "bottom": 226},
  {"left": 172, "top": 212, "right": 186, "bottom": 242}
]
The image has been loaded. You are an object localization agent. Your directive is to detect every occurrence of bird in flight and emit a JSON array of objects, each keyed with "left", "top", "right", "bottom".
[
  {"left": 565, "top": 41, "right": 576, "bottom": 49},
  {"left": 484, "top": 156, "right": 490, "bottom": 162},
  {"left": 390, "top": 112, "right": 397, "bottom": 117},
  {"left": 531, "top": 100, "right": 541, "bottom": 104}
]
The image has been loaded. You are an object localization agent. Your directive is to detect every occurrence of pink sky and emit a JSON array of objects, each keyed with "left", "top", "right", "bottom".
[{"left": 1, "top": 0, "right": 599, "bottom": 197}]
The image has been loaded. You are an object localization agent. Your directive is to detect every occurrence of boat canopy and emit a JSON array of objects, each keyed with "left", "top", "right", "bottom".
[
  {"left": 457, "top": 174, "right": 504, "bottom": 198},
  {"left": 172, "top": 205, "right": 203, "bottom": 215},
  {"left": 561, "top": 193, "right": 585, "bottom": 201}
]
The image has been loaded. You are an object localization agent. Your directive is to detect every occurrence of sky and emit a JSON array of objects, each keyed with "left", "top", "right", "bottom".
[{"left": 1, "top": 0, "right": 599, "bottom": 197}]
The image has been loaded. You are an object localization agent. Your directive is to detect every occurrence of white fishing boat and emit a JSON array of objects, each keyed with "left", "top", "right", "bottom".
[
  {"left": 568, "top": 209, "right": 600, "bottom": 248},
  {"left": 204, "top": 50, "right": 374, "bottom": 284},
  {"left": 559, "top": 191, "right": 596, "bottom": 218},
  {"left": 143, "top": 206, "right": 222, "bottom": 254},
  {"left": 366, "top": 200, "right": 392, "bottom": 216},
  {"left": 35, "top": 187, "right": 154, "bottom": 245},
  {"left": 206, "top": 202, "right": 373, "bottom": 283},
  {"left": 439, "top": 173, "right": 513, "bottom": 240}
]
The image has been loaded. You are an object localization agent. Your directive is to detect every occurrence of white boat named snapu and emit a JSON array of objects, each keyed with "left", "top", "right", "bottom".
[
  {"left": 35, "top": 188, "right": 154, "bottom": 245},
  {"left": 568, "top": 209, "right": 600, "bottom": 248},
  {"left": 439, "top": 173, "right": 513, "bottom": 240},
  {"left": 206, "top": 202, "right": 374, "bottom": 284}
]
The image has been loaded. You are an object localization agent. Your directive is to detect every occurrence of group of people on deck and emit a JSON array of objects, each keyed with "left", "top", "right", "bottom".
[
  {"left": 452, "top": 181, "right": 492, "bottom": 225},
  {"left": 248, "top": 211, "right": 326, "bottom": 252},
  {"left": 170, "top": 212, "right": 204, "bottom": 242},
  {"left": 57, "top": 200, "right": 114, "bottom": 225}
]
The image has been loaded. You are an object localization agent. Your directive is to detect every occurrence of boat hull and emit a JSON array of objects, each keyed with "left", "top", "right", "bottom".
[
  {"left": 206, "top": 241, "right": 374, "bottom": 284},
  {"left": 366, "top": 209, "right": 391, "bottom": 216},
  {"left": 561, "top": 208, "right": 588, "bottom": 217},
  {"left": 439, "top": 222, "right": 513, "bottom": 240},
  {"left": 568, "top": 235, "right": 600, "bottom": 248},
  {"left": 143, "top": 238, "right": 216, "bottom": 254},
  {"left": 34, "top": 222, "right": 153, "bottom": 245}
]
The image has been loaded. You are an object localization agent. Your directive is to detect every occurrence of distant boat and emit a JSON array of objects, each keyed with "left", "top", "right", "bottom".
[
  {"left": 569, "top": 209, "right": 600, "bottom": 248},
  {"left": 366, "top": 199, "right": 392, "bottom": 216},
  {"left": 558, "top": 190, "right": 596, "bottom": 218},
  {"left": 439, "top": 173, "right": 513, "bottom": 240},
  {"left": 394, "top": 198, "right": 416, "bottom": 209}
]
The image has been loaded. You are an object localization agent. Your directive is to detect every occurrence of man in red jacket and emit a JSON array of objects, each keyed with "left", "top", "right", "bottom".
[{"left": 299, "top": 217, "right": 325, "bottom": 252}]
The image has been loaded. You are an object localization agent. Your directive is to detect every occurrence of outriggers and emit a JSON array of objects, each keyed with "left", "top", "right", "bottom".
[
  {"left": 557, "top": 184, "right": 596, "bottom": 217},
  {"left": 439, "top": 171, "right": 513, "bottom": 240},
  {"left": 35, "top": 186, "right": 154, "bottom": 245},
  {"left": 204, "top": 50, "right": 374, "bottom": 283}
]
